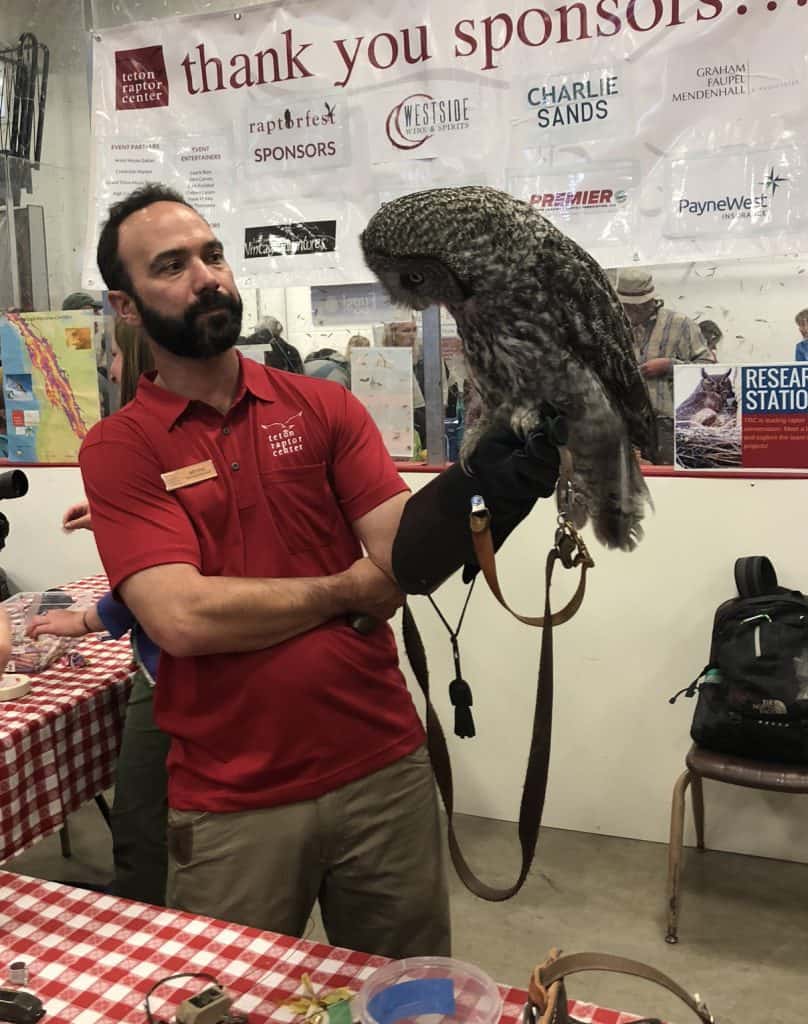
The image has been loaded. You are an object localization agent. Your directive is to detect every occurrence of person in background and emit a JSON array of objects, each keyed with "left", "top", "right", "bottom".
[
  {"left": 61, "top": 291, "right": 102, "bottom": 314},
  {"left": 341, "top": 334, "right": 371, "bottom": 389},
  {"left": 32, "top": 321, "right": 168, "bottom": 906},
  {"left": 794, "top": 308, "right": 808, "bottom": 361},
  {"left": 699, "top": 320, "right": 723, "bottom": 364},
  {"left": 345, "top": 334, "right": 370, "bottom": 356},
  {"left": 242, "top": 315, "right": 304, "bottom": 374},
  {"left": 113, "top": 319, "right": 155, "bottom": 407},
  {"left": 302, "top": 346, "right": 351, "bottom": 387},
  {"left": 615, "top": 268, "right": 711, "bottom": 464},
  {"left": 61, "top": 291, "right": 109, "bottom": 415}
]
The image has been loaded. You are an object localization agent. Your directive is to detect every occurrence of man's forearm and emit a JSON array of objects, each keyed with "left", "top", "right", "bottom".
[{"left": 127, "top": 569, "right": 357, "bottom": 658}]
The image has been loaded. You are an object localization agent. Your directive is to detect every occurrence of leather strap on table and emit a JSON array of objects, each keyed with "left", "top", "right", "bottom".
[
  {"left": 532, "top": 953, "right": 715, "bottom": 1024},
  {"left": 401, "top": 545, "right": 561, "bottom": 901}
]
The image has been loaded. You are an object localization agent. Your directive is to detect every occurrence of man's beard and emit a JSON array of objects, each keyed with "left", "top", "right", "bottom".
[{"left": 133, "top": 289, "right": 243, "bottom": 360}]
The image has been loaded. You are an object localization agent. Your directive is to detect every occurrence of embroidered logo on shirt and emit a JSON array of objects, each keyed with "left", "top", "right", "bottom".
[{"left": 261, "top": 411, "right": 305, "bottom": 456}]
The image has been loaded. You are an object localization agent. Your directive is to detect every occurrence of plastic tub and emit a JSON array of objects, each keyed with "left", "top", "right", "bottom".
[{"left": 355, "top": 957, "right": 503, "bottom": 1024}]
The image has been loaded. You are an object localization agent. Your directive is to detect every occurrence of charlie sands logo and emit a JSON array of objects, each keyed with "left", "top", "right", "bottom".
[
  {"left": 530, "top": 187, "right": 628, "bottom": 212},
  {"left": 527, "top": 74, "right": 619, "bottom": 129},
  {"left": 385, "top": 93, "right": 471, "bottom": 151},
  {"left": 115, "top": 46, "right": 169, "bottom": 110},
  {"left": 260, "top": 412, "right": 304, "bottom": 457},
  {"left": 244, "top": 221, "right": 337, "bottom": 258},
  {"left": 676, "top": 167, "right": 788, "bottom": 221}
]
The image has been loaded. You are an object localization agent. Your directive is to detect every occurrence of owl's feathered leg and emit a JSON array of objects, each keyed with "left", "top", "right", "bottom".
[{"left": 563, "top": 417, "right": 650, "bottom": 552}]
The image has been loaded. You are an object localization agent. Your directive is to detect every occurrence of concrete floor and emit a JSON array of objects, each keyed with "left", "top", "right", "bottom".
[{"left": 5, "top": 801, "right": 806, "bottom": 1024}]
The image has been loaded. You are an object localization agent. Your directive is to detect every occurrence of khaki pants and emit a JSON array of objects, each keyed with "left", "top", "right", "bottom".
[{"left": 167, "top": 745, "right": 450, "bottom": 958}]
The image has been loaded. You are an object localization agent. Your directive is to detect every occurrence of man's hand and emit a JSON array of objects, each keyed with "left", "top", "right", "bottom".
[
  {"left": 62, "top": 501, "right": 92, "bottom": 532},
  {"left": 640, "top": 357, "right": 673, "bottom": 379},
  {"left": 27, "top": 609, "right": 89, "bottom": 639},
  {"left": 469, "top": 420, "right": 561, "bottom": 501},
  {"left": 341, "top": 557, "right": 404, "bottom": 621}
]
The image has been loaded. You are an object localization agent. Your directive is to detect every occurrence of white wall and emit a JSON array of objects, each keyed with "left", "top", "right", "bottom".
[
  {"left": 4, "top": 466, "right": 807, "bottom": 864},
  {"left": 1, "top": 468, "right": 102, "bottom": 592}
]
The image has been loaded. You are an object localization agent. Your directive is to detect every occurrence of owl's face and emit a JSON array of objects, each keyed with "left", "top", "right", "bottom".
[
  {"left": 365, "top": 251, "right": 468, "bottom": 311},
  {"left": 360, "top": 186, "right": 543, "bottom": 315}
]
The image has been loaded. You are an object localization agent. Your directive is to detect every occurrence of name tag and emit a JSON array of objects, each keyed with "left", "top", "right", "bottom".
[{"left": 161, "top": 459, "right": 218, "bottom": 492}]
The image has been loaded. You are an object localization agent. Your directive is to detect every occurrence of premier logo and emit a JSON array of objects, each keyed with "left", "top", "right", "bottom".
[{"left": 530, "top": 188, "right": 627, "bottom": 211}]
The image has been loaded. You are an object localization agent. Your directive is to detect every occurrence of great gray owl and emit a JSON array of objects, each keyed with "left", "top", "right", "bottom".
[{"left": 360, "top": 186, "right": 657, "bottom": 552}]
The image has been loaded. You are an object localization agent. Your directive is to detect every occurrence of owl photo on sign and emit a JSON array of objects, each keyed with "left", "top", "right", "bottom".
[{"left": 360, "top": 186, "right": 657, "bottom": 552}]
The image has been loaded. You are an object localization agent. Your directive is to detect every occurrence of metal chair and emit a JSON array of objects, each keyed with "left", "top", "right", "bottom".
[{"left": 665, "top": 743, "right": 808, "bottom": 943}]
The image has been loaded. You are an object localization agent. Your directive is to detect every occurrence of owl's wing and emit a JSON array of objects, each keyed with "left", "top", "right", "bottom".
[{"left": 541, "top": 233, "right": 657, "bottom": 460}]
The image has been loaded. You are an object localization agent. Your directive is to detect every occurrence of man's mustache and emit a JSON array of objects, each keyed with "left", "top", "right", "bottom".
[{"left": 186, "top": 292, "right": 240, "bottom": 322}]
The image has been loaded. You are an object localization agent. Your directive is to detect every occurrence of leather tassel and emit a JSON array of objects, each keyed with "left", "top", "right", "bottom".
[
  {"left": 449, "top": 676, "right": 476, "bottom": 738},
  {"left": 449, "top": 633, "right": 476, "bottom": 737}
]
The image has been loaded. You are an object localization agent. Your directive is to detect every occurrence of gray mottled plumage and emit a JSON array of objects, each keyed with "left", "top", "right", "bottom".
[{"left": 360, "top": 185, "right": 657, "bottom": 551}]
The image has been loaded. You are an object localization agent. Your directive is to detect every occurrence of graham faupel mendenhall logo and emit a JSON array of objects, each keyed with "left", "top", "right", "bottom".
[{"left": 116, "top": 46, "right": 169, "bottom": 111}]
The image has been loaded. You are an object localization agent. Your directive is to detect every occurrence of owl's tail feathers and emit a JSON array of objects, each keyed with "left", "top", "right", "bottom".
[{"left": 558, "top": 440, "right": 651, "bottom": 552}]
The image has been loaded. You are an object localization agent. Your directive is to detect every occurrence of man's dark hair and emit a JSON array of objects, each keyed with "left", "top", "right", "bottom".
[{"left": 96, "top": 183, "right": 193, "bottom": 293}]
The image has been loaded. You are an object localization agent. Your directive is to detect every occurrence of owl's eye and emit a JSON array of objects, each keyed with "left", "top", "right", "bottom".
[{"left": 401, "top": 272, "right": 425, "bottom": 288}]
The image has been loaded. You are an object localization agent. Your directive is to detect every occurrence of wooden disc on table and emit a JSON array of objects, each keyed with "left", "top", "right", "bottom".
[{"left": 0, "top": 673, "right": 32, "bottom": 701}]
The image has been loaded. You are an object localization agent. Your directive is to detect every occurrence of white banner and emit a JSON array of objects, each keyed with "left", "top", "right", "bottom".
[{"left": 84, "top": 1, "right": 808, "bottom": 289}]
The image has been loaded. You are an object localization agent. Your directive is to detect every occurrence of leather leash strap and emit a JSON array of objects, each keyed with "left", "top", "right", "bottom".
[
  {"left": 469, "top": 503, "right": 591, "bottom": 628},
  {"left": 530, "top": 953, "right": 715, "bottom": 1024},
  {"left": 402, "top": 504, "right": 592, "bottom": 900}
]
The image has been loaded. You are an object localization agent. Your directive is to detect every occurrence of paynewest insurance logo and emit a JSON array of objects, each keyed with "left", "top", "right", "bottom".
[{"left": 676, "top": 166, "right": 789, "bottom": 219}]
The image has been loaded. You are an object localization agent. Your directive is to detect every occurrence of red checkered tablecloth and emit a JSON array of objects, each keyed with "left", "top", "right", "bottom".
[
  {"left": 0, "top": 872, "right": 645, "bottom": 1024},
  {"left": 0, "top": 575, "right": 135, "bottom": 863}
]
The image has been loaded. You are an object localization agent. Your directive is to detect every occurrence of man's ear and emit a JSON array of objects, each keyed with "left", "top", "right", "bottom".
[{"left": 108, "top": 290, "right": 142, "bottom": 326}]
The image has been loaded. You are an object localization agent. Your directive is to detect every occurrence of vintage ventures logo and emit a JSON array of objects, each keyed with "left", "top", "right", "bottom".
[
  {"left": 244, "top": 221, "right": 337, "bottom": 258},
  {"left": 115, "top": 45, "right": 169, "bottom": 110},
  {"left": 530, "top": 187, "right": 628, "bottom": 212},
  {"left": 676, "top": 167, "right": 788, "bottom": 221},
  {"left": 385, "top": 93, "right": 471, "bottom": 151},
  {"left": 527, "top": 74, "right": 620, "bottom": 128}
]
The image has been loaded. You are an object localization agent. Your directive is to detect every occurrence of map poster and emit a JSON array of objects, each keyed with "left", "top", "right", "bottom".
[
  {"left": 350, "top": 347, "right": 413, "bottom": 459},
  {"left": 0, "top": 312, "right": 103, "bottom": 463},
  {"left": 673, "top": 363, "right": 808, "bottom": 472}
]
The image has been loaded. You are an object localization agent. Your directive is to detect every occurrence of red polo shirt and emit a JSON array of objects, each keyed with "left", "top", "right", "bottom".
[{"left": 79, "top": 353, "right": 423, "bottom": 812}]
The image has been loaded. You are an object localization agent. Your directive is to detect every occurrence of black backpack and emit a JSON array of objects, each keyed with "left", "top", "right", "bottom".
[{"left": 672, "top": 556, "right": 808, "bottom": 763}]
